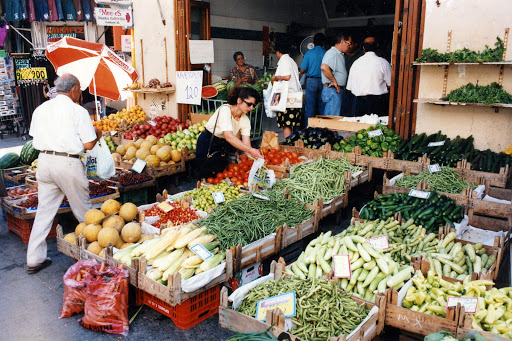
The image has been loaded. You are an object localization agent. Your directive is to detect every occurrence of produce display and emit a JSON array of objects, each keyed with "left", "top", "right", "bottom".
[
  {"left": 402, "top": 271, "right": 512, "bottom": 339},
  {"left": 112, "top": 136, "right": 182, "bottom": 168},
  {"left": 93, "top": 105, "right": 147, "bottom": 132},
  {"left": 116, "top": 223, "right": 224, "bottom": 282},
  {"left": 272, "top": 157, "right": 363, "bottom": 204},
  {"left": 199, "top": 190, "right": 313, "bottom": 249},
  {"left": 6, "top": 186, "right": 37, "bottom": 199},
  {"left": 201, "top": 85, "right": 218, "bottom": 99},
  {"left": 443, "top": 82, "right": 512, "bottom": 105},
  {"left": 338, "top": 124, "right": 402, "bottom": 156},
  {"left": 123, "top": 115, "right": 189, "bottom": 141},
  {"left": 19, "top": 141, "right": 39, "bottom": 165},
  {"left": 184, "top": 181, "right": 243, "bottom": 212},
  {"left": 289, "top": 230, "right": 414, "bottom": 302},
  {"left": 0, "top": 152, "right": 20, "bottom": 169},
  {"left": 109, "top": 170, "right": 152, "bottom": 187},
  {"left": 359, "top": 192, "right": 464, "bottom": 232},
  {"left": 423, "top": 331, "right": 488, "bottom": 341},
  {"left": 159, "top": 121, "right": 205, "bottom": 151},
  {"left": 261, "top": 149, "right": 303, "bottom": 166},
  {"left": 143, "top": 201, "right": 200, "bottom": 227},
  {"left": 282, "top": 127, "right": 344, "bottom": 149},
  {"left": 394, "top": 167, "right": 475, "bottom": 194},
  {"left": 89, "top": 180, "right": 116, "bottom": 197},
  {"left": 207, "top": 156, "right": 253, "bottom": 186},
  {"left": 237, "top": 276, "right": 369, "bottom": 340},
  {"left": 415, "top": 37, "right": 506, "bottom": 63},
  {"left": 103, "top": 136, "right": 116, "bottom": 152}
]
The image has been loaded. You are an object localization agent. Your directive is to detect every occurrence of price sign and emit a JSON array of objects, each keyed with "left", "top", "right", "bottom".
[
  {"left": 446, "top": 297, "right": 478, "bottom": 314},
  {"left": 332, "top": 255, "right": 352, "bottom": 278},
  {"left": 212, "top": 191, "right": 225, "bottom": 204},
  {"left": 11, "top": 170, "right": 22, "bottom": 174},
  {"left": 428, "top": 141, "right": 445, "bottom": 147},
  {"left": 184, "top": 129, "right": 190, "bottom": 135},
  {"left": 255, "top": 291, "right": 296, "bottom": 321},
  {"left": 190, "top": 243, "right": 214, "bottom": 260},
  {"left": 110, "top": 131, "right": 117, "bottom": 136},
  {"left": 157, "top": 201, "right": 174, "bottom": 213},
  {"left": 16, "top": 67, "right": 48, "bottom": 80},
  {"left": 131, "top": 158, "right": 147, "bottom": 174},
  {"left": 252, "top": 193, "right": 270, "bottom": 200},
  {"left": 176, "top": 71, "right": 203, "bottom": 105},
  {"left": 367, "top": 235, "right": 390, "bottom": 250},
  {"left": 409, "top": 189, "right": 431, "bottom": 199},
  {"left": 148, "top": 120, "right": 156, "bottom": 127},
  {"left": 368, "top": 129, "right": 383, "bottom": 138},
  {"left": 428, "top": 164, "right": 441, "bottom": 173}
]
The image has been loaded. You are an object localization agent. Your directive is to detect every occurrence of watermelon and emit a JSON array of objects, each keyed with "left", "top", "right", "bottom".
[
  {"left": 20, "top": 141, "right": 39, "bottom": 165},
  {"left": 212, "top": 81, "right": 227, "bottom": 92},
  {"left": 226, "top": 81, "right": 236, "bottom": 94},
  {"left": 201, "top": 85, "right": 218, "bottom": 99},
  {"left": 0, "top": 152, "right": 20, "bottom": 169}
]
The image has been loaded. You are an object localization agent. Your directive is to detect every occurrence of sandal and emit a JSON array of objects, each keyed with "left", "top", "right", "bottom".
[{"left": 27, "top": 258, "right": 52, "bottom": 274}]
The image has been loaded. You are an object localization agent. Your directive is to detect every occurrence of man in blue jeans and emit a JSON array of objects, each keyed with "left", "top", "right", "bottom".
[
  {"left": 299, "top": 33, "right": 326, "bottom": 126},
  {"left": 320, "top": 32, "right": 353, "bottom": 116}
]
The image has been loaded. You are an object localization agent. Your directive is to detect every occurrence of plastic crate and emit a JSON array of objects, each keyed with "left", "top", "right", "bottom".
[
  {"left": 120, "top": 187, "right": 148, "bottom": 207},
  {"left": 6, "top": 213, "right": 58, "bottom": 243},
  {"left": 136, "top": 285, "right": 220, "bottom": 329}
]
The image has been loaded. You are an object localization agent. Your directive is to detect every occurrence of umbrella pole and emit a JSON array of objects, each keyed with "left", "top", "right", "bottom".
[{"left": 93, "top": 75, "right": 100, "bottom": 121}]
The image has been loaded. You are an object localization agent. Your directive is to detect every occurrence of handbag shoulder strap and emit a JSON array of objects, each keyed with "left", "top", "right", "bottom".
[{"left": 207, "top": 104, "right": 229, "bottom": 157}]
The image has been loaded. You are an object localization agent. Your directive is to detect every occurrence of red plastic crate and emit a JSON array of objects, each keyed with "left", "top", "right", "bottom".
[
  {"left": 6, "top": 213, "right": 58, "bottom": 244},
  {"left": 136, "top": 285, "right": 220, "bottom": 329}
]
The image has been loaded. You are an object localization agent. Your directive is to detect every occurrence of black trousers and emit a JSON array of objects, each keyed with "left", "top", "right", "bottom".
[{"left": 354, "top": 93, "right": 389, "bottom": 116}]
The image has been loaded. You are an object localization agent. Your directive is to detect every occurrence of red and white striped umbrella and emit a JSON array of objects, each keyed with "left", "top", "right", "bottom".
[{"left": 46, "top": 37, "right": 138, "bottom": 101}]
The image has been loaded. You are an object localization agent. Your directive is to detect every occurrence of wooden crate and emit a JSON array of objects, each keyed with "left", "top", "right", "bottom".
[
  {"left": 1, "top": 196, "right": 71, "bottom": 220},
  {"left": 25, "top": 175, "right": 37, "bottom": 190},
  {"left": 307, "top": 115, "right": 374, "bottom": 132},
  {"left": 219, "top": 261, "right": 385, "bottom": 341},
  {"left": 56, "top": 225, "right": 81, "bottom": 260},
  {"left": 3, "top": 166, "right": 30, "bottom": 184},
  {"left": 353, "top": 148, "right": 429, "bottom": 174},
  {"left": 280, "top": 202, "right": 322, "bottom": 249},
  {"left": 232, "top": 227, "right": 283, "bottom": 274},
  {"left": 137, "top": 249, "right": 233, "bottom": 306},
  {"left": 190, "top": 113, "right": 211, "bottom": 125},
  {"left": 280, "top": 139, "right": 358, "bottom": 165},
  {"left": 106, "top": 245, "right": 139, "bottom": 287},
  {"left": 78, "top": 235, "right": 108, "bottom": 263},
  {"left": 467, "top": 184, "right": 512, "bottom": 219},
  {"left": 457, "top": 324, "right": 511, "bottom": 341},
  {"left": 106, "top": 174, "right": 155, "bottom": 193},
  {"left": 456, "top": 160, "right": 510, "bottom": 188}
]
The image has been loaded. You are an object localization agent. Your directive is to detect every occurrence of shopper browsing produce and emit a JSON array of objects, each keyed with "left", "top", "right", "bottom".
[{"left": 195, "top": 87, "right": 263, "bottom": 179}]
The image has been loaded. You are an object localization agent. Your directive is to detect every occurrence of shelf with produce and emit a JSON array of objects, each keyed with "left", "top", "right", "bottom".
[
  {"left": 131, "top": 86, "right": 175, "bottom": 94},
  {"left": 414, "top": 98, "right": 512, "bottom": 109},
  {"left": 413, "top": 61, "right": 512, "bottom": 66}
]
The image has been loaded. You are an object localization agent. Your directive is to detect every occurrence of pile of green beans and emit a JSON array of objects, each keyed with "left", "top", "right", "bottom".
[
  {"left": 199, "top": 191, "right": 313, "bottom": 249},
  {"left": 394, "top": 167, "right": 475, "bottom": 194},
  {"left": 272, "top": 157, "right": 363, "bottom": 204},
  {"left": 238, "top": 276, "right": 369, "bottom": 340},
  {"left": 225, "top": 329, "right": 278, "bottom": 341}
]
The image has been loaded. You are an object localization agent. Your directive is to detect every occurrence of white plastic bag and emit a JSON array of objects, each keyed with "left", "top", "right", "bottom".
[
  {"left": 263, "top": 82, "right": 276, "bottom": 118},
  {"left": 248, "top": 158, "right": 276, "bottom": 189},
  {"left": 85, "top": 137, "right": 115, "bottom": 180}
]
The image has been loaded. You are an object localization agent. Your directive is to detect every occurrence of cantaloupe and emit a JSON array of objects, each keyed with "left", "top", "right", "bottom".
[
  {"left": 87, "top": 241, "right": 103, "bottom": 255},
  {"left": 156, "top": 146, "right": 172, "bottom": 162},
  {"left": 160, "top": 161, "right": 167, "bottom": 166},
  {"left": 136, "top": 148, "right": 151, "bottom": 160},
  {"left": 134, "top": 139, "right": 145, "bottom": 149},
  {"left": 146, "top": 135, "right": 158, "bottom": 145},
  {"left": 75, "top": 222, "right": 87, "bottom": 236},
  {"left": 98, "top": 227, "right": 120, "bottom": 248},
  {"left": 170, "top": 149, "right": 182, "bottom": 162},
  {"left": 111, "top": 153, "right": 122, "bottom": 162},
  {"left": 99, "top": 248, "right": 106, "bottom": 258},
  {"left": 145, "top": 155, "right": 160, "bottom": 168},
  {"left": 115, "top": 238, "right": 124, "bottom": 249},
  {"left": 124, "top": 146, "right": 137, "bottom": 160},
  {"left": 140, "top": 141, "right": 153, "bottom": 151},
  {"left": 101, "top": 199, "right": 121, "bottom": 215},
  {"left": 116, "top": 144, "right": 126, "bottom": 156},
  {"left": 125, "top": 142, "right": 135, "bottom": 150},
  {"left": 83, "top": 224, "right": 102, "bottom": 242},
  {"left": 64, "top": 233, "right": 77, "bottom": 245},
  {"left": 138, "top": 234, "right": 154, "bottom": 242},
  {"left": 119, "top": 203, "right": 138, "bottom": 222},
  {"left": 150, "top": 144, "right": 160, "bottom": 155},
  {"left": 103, "top": 215, "right": 125, "bottom": 232},
  {"left": 121, "top": 222, "right": 142, "bottom": 243},
  {"left": 84, "top": 209, "right": 105, "bottom": 225},
  {"left": 120, "top": 242, "right": 134, "bottom": 249}
]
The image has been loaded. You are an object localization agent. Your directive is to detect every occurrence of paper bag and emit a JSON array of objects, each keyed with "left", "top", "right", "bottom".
[{"left": 261, "top": 131, "right": 280, "bottom": 151}]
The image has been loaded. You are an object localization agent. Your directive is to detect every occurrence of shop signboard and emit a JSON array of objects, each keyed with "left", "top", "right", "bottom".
[
  {"left": 95, "top": 0, "right": 132, "bottom": 4},
  {"left": 94, "top": 7, "right": 133, "bottom": 26},
  {"left": 46, "top": 26, "right": 85, "bottom": 45}
]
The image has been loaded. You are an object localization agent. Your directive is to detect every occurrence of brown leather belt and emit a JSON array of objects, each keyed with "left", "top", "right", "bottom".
[{"left": 41, "top": 150, "right": 80, "bottom": 159}]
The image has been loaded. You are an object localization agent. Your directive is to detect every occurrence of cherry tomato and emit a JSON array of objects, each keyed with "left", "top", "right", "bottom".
[
  {"left": 240, "top": 154, "right": 248, "bottom": 161},
  {"left": 222, "top": 170, "right": 229, "bottom": 178},
  {"left": 217, "top": 173, "right": 224, "bottom": 179},
  {"left": 291, "top": 152, "right": 299, "bottom": 159},
  {"left": 233, "top": 165, "right": 239, "bottom": 172},
  {"left": 271, "top": 157, "right": 281, "bottom": 165},
  {"left": 227, "top": 171, "right": 234, "bottom": 177},
  {"left": 231, "top": 177, "right": 238, "bottom": 183},
  {"left": 235, "top": 180, "right": 243, "bottom": 186},
  {"left": 207, "top": 177, "right": 214, "bottom": 184}
]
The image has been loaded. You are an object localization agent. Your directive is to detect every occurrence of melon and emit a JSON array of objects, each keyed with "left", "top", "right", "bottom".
[
  {"left": 116, "top": 144, "right": 126, "bottom": 156},
  {"left": 150, "top": 144, "right": 160, "bottom": 155},
  {"left": 120, "top": 242, "right": 134, "bottom": 249},
  {"left": 98, "top": 227, "right": 120, "bottom": 248},
  {"left": 201, "top": 85, "right": 218, "bottom": 99},
  {"left": 83, "top": 224, "right": 102, "bottom": 242},
  {"left": 136, "top": 148, "right": 151, "bottom": 160},
  {"left": 121, "top": 222, "right": 142, "bottom": 243},
  {"left": 156, "top": 142, "right": 164, "bottom": 148},
  {"left": 170, "top": 149, "right": 182, "bottom": 162},
  {"left": 64, "top": 233, "right": 77, "bottom": 245},
  {"left": 87, "top": 241, "right": 103, "bottom": 255},
  {"left": 102, "top": 215, "right": 125, "bottom": 232},
  {"left": 140, "top": 141, "right": 153, "bottom": 150},
  {"left": 146, "top": 135, "right": 158, "bottom": 145},
  {"left": 101, "top": 199, "right": 121, "bottom": 215},
  {"left": 156, "top": 146, "right": 172, "bottom": 162},
  {"left": 160, "top": 161, "right": 167, "bottom": 166},
  {"left": 20, "top": 141, "right": 39, "bottom": 165},
  {"left": 145, "top": 155, "right": 160, "bottom": 168},
  {"left": 125, "top": 142, "right": 136, "bottom": 150},
  {"left": 138, "top": 234, "right": 154, "bottom": 242},
  {"left": 115, "top": 238, "right": 124, "bottom": 249},
  {"left": 84, "top": 209, "right": 105, "bottom": 225},
  {"left": 119, "top": 202, "right": 138, "bottom": 222},
  {"left": 0, "top": 152, "right": 20, "bottom": 169},
  {"left": 111, "top": 153, "right": 122, "bottom": 162},
  {"left": 75, "top": 222, "right": 87, "bottom": 236},
  {"left": 134, "top": 139, "right": 145, "bottom": 148},
  {"left": 99, "top": 248, "right": 106, "bottom": 258},
  {"left": 124, "top": 146, "right": 137, "bottom": 160}
]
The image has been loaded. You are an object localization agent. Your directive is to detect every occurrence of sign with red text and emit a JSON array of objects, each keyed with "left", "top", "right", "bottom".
[{"left": 95, "top": 7, "right": 133, "bottom": 26}]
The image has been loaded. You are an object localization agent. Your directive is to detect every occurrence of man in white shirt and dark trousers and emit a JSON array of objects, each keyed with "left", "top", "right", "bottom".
[
  {"left": 27, "top": 74, "right": 102, "bottom": 274},
  {"left": 346, "top": 37, "right": 391, "bottom": 116}
]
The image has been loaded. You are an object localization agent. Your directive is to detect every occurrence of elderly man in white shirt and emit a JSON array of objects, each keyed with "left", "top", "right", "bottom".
[
  {"left": 27, "top": 73, "right": 102, "bottom": 274},
  {"left": 346, "top": 37, "right": 391, "bottom": 116}
]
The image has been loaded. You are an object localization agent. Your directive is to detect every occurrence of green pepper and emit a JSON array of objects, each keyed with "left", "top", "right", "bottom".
[
  {"left": 357, "top": 133, "right": 364, "bottom": 139},
  {"left": 381, "top": 142, "right": 389, "bottom": 151}
]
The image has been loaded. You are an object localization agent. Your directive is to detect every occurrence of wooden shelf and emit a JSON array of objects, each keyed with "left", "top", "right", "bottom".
[
  {"left": 414, "top": 98, "right": 512, "bottom": 109},
  {"left": 131, "top": 86, "right": 175, "bottom": 94},
  {"left": 413, "top": 61, "right": 512, "bottom": 66}
]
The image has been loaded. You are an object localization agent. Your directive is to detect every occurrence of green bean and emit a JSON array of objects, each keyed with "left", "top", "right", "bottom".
[{"left": 394, "top": 167, "right": 476, "bottom": 194}]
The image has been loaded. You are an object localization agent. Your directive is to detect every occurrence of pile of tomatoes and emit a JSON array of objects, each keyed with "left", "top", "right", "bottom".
[
  {"left": 143, "top": 202, "right": 199, "bottom": 227},
  {"left": 262, "top": 150, "right": 301, "bottom": 165}
]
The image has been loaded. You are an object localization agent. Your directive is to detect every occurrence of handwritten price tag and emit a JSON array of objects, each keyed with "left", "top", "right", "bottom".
[
  {"left": 332, "top": 255, "right": 352, "bottom": 278},
  {"left": 446, "top": 297, "right": 478, "bottom": 314},
  {"left": 255, "top": 291, "right": 296, "bottom": 321},
  {"left": 157, "top": 201, "right": 174, "bottom": 213},
  {"left": 190, "top": 243, "right": 213, "bottom": 260},
  {"left": 409, "top": 189, "right": 431, "bottom": 199},
  {"left": 428, "top": 141, "right": 445, "bottom": 147},
  {"left": 367, "top": 235, "right": 390, "bottom": 250},
  {"left": 131, "top": 159, "right": 147, "bottom": 174},
  {"left": 368, "top": 129, "right": 383, "bottom": 138},
  {"left": 428, "top": 164, "right": 441, "bottom": 173},
  {"left": 252, "top": 193, "right": 270, "bottom": 200},
  {"left": 212, "top": 191, "right": 225, "bottom": 204},
  {"left": 148, "top": 120, "right": 156, "bottom": 127}
]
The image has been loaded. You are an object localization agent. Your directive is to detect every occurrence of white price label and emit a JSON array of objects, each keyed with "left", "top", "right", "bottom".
[
  {"left": 11, "top": 170, "right": 22, "bottom": 174},
  {"left": 367, "top": 235, "right": 390, "bottom": 250},
  {"left": 409, "top": 189, "right": 431, "bottom": 199},
  {"left": 131, "top": 158, "right": 147, "bottom": 174},
  {"left": 212, "top": 191, "right": 225, "bottom": 204},
  {"left": 446, "top": 297, "right": 478, "bottom": 314},
  {"left": 252, "top": 193, "right": 270, "bottom": 200},
  {"left": 176, "top": 71, "right": 203, "bottom": 105},
  {"left": 184, "top": 129, "right": 190, "bottom": 135},
  {"left": 190, "top": 243, "right": 213, "bottom": 260},
  {"left": 428, "top": 141, "right": 445, "bottom": 147},
  {"left": 110, "top": 130, "right": 117, "bottom": 136},
  {"left": 148, "top": 120, "right": 156, "bottom": 127},
  {"left": 368, "top": 129, "right": 383, "bottom": 138},
  {"left": 428, "top": 164, "right": 441, "bottom": 173},
  {"left": 332, "top": 255, "right": 352, "bottom": 278}
]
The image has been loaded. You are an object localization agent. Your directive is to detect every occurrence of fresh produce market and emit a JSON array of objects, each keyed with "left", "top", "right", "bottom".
[{"left": 1, "top": 1, "right": 512, "bottom": 341}]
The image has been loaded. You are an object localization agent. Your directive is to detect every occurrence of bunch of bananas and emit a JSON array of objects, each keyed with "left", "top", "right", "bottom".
[
  {"left": 123, "top": 82, "right": 142, "bottom": 90},
  {"left": 502, "top": 143, "right": 512, "bottom": 155}
]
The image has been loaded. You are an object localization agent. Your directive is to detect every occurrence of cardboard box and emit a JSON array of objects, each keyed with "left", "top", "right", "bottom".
[{"left": 190, "top": 113, "right": 211, "bottom": 125}]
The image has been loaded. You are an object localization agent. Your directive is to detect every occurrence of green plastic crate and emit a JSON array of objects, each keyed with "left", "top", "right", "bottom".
[{"left": 120, "top": 187, "right": 149, "bottom": 207}]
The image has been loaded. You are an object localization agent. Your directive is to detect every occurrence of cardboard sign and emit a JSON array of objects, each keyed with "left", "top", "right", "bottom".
[
  {"left": 121, "top": 35, "right": 132, "bottom": 52},
  {"left": 131, "top": 159, "right": 147, "bottom": 174},
  {"left": 332, "top": 255, "right": 352, "bottom": 278},
  {"left": 94, "top": 7, "right": 133, "bottom": 26},
  {"left": 176, "top": 71, "right": 203, "bottom": 105},
  {"left": 212, "top": 191, "right": 225, "bottom": 204},
  {"left": 157, "top": 201, "right": 174, "bottom": 213},
  {"left": 255, "top": 291, "right": 296, "bottom": 321},
  {"left": 409, "top": 189, "right": 431, "bottom": 199},
  {"left": 190, "top": 243, "right": 214, "bottom": 260},
  {"left": 368, "top": 129, "right": 383, "bottom": 138},
  {"left": 446, "top": 297, "right": 478, "bottom": 314},
  {"left": 189, "top": 40, "right": 215, "bottom": 64},
  {"left": 252, "top": 193, "right": 270, "bottom": 201},
  {"left": 16, "top": 67, "right": 48, "bottom": 81},
  {"left": 428, "top": 164, "right": 441, "bottom": 173},
  {"left": 428, "top": 141, "right": 445, "bottom": 147},
  {"left": 367, "top": 235, "right": 390, "bottom": 250}
]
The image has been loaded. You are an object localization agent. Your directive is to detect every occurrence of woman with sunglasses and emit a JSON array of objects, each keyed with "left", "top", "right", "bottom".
[
  {"left": 230, "top": 52, "right": 257, "bottom": 86},
  {"left": 195, "top": 87, "right": 263, "bottom": 179}
]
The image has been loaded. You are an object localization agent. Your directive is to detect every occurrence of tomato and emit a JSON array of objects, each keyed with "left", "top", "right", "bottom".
[
  {"left": 228, "top": 164, "right": 236, "bottom": 171},
  {"left": 223, "top": 170, "right": 229, "bottom": 178},
  {"left": 213, "top": 178, "right": 221, "bottom": 184},
  {"left": 207, "top": 177, "right": 215, "bottom": 184},
  {"left": 244, "top": 174, "right": 249, "bottom": 181},
  {"left": 243, "top": 181, "right": 248, "bottom": 187},
  {"left": 239, "top": 154, "right": 248, "bottom": 161},
  {"left": 232, "top": 165, "right": 239, "bottom": 172},
  {"left": 227, "top": 171, "right": 234, "bottom": 177},
  {"left": 291, "top": 152, "right": 299, "bottom": 159},
  {"left": 240, "top": 163, "right": 249, "bottom": 171},
  {"left": 217, "top": 173, "right": 224, "bottom": 179},
  {"left": 235, "top": 180, "right": 243, "bottom": 186},
  {"left": 271, "top": 157, "right": 281, "bottom": 165}
]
